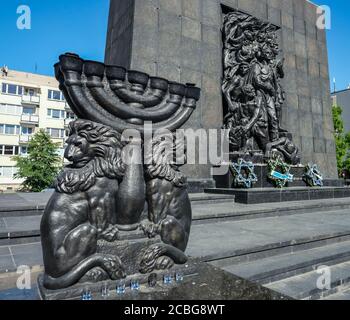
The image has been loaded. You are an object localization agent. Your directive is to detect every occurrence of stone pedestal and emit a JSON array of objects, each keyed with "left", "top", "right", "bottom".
[
  {"left": 38, "top": 229, "right": 190, "bottom": 300},
  {"left": 37, "top": 260, "right": 290, "bottom": 300},
  {"left": 205, "top": 186, "right": 350, "bottom": 204}
]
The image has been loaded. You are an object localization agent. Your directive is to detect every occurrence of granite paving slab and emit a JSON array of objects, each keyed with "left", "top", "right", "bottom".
[
  {"left": 12, "top": 252, "right": 43, "bottom": 268},
  {"left": 0, "top": 191, "right": 52, "bottom": 215},
  {"left": 0, "top": 255, "right": 16, "bottom": 272},
  {"left": 10, "top": 242, "right": 42, "bottom": 256},
  {"left": 3, "top": 216, "right": 41, "bottom": 232},
  {"left": 187, "top": 209, "right": 350, "bottom": 261},
  {"left": 0, "top": 247, "right": 10, "bottom": 256},
  {"left": 221, "top": 240, "right": 350, "bottom": 283}
]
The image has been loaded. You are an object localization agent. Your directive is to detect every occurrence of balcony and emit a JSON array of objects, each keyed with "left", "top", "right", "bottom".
[
  {"left": 20, "top": 114, "right": 39, "bottom": 125},
  {"left": 22, "top": 95, "right": 40, "bottom": 105},
  {"left": 19, "top": 135, "right": 32, "bottom": 144}
]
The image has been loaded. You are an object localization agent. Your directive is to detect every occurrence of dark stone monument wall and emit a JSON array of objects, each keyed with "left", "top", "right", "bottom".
[{"left": 105, "top": 0, "right": 338, "bottom": 180}]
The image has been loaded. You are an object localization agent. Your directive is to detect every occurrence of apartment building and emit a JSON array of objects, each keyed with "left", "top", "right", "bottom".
[{"left": 0, "top": 67, "right": 75, "bottom": 191}]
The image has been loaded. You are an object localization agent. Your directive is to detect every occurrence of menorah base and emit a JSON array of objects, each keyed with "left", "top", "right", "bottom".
[{"left": 37, "top": 260, "right": 289, "bottom": 300}]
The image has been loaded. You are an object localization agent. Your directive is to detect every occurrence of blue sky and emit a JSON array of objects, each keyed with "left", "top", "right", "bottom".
[
  {"left": 0, "top": 0, "right": 349, "bottom": 90},
  {"left": 313, "top": 0, "right": 350, "bottom": 91},
  {"left": 0, "top": 0, "right": 109, "bottom": 76}
]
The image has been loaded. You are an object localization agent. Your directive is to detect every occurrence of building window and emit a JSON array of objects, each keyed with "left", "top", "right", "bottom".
[
  {"left": 48, "top": 90, "right": 65, "bottom": 101},
  {"left": 0, "top": 104, "right": 22, "bottom": 115},
  {"left": 21, "top": 146, "right": 28, "bottom": 155},
  {"left": 0, "top": 124, "right": 20, "bottom": 135},
  {"left": 21, "top": 126, "right": 34, "bottom": 135},
  {"left": 46, "top": 128, "right": 65, "bottom": 138},
  {"left": 47, "top": 108, "right": 65, "bottom": 119},
  {"left": 1, "top": 83, "right": 23, "bottom": 95},
  {"left": 5, "top": 125, "right": 16, "bottom": 135},
  {"left": 22, "top": 106, "right": 35, "bottom": 115},
  {"left": 0, "top": 145, "right": 19, "bottom": 156},
  {"left": 4, "top": 145, "right": 14, "bottom": 155}
]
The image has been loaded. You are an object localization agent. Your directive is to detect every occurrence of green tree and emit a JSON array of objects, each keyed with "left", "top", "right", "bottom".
[
  {"left": 332, "top": 104, "right": 350, "bottom": 176},
  {"left": 13, "top": 130, "right": 62, "bottom": 192}
]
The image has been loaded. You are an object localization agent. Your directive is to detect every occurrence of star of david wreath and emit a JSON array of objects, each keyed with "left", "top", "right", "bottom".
[
  {"left": 303, "top": 163, "right": 323, "bottom": 187},
  {"left": 267, "top": 155, "right": 293, "bottom": 188},
  {"left": 230, "top": 158, "right": 258, "bottom": 189}
]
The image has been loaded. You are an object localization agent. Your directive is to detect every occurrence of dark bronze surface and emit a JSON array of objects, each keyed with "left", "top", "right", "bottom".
[
  {"left": 39, "top": 54, "right": 200, "bottom": 292},
  {"left": 222, "top": 10, "right": 300, "bottom": 165}
]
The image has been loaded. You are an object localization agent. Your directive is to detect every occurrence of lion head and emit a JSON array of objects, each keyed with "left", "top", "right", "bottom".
[{"left": 56, "top": 120, "right": 125, "bottom": 194}]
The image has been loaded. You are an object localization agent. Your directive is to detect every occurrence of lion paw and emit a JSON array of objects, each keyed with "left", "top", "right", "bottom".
[
  {"left": 140, "top": 220, "right": 160, "bottom": 239},
  {"left": 103, "top": 255, "right": 126, "bottom": 280},
  {"left": 100, "top": 225, "right": 119, "bottom": 242}
]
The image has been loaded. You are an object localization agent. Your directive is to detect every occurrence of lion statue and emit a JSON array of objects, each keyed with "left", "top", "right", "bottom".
[
  {"left": 139, "top": 132, "right": 191, "bottom": 273},
  {"left": 40, "top": 119, "right": 127, "bottom": 290}
]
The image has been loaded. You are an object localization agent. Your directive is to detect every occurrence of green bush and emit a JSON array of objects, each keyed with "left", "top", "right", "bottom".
[
  {"left": 13, "top": 129, "right": 62, "bottom": 192},
  {"left": 332, "top": 104, "right": 350, "bottom": 176}
]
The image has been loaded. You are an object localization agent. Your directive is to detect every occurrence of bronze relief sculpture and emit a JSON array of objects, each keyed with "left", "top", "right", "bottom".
[
  {"left": 222, "top": 10, "right": 300, "bottom": 165},
  {"left": 40, "top": 53, "right": 200, "bottom": 291}
]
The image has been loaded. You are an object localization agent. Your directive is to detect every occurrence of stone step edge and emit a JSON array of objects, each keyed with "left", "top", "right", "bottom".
[
  {"left": 201, "top": 231, "right": 350, "bottom": 264},
  {"left": 192, "top": 201, "right": 350, "bottom": 223},
  {"left": 240, "top": 248, "right": 350, "bottom": 285},
  {"left": 286, "top": 263, "right": 350, "bottom": 300},
  {"left": 0, "top": 209, "right": 44, "bottom": 218}
]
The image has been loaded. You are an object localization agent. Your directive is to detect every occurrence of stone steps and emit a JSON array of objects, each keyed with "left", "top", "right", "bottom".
[
  {"left": 189, "top": 203, "right": 350, "bottom": 300},
  {"left": 187, "top": 206, "right": 350, "bottom": 299},
  {"left": 218, "top": 240, "right": 350, "bottom": 285},
  {"left": 187, "top": 209, "right": 350, "bottom": 261},
  {"left": 189, "top": 193, "right": 235, "bottom": 205},
  {"left": 0, "top": 192, "right": 51, "bottom": 218},
  {"left": 0, "top": 215, "right": 41, "bottom": 246},
  {"left": 0, "top": 193, "right": 233, "bottom": 219},
  {"left": 265, "top": 260, "right": 350, "bottom": 300},
  {"left": 323, "top": 285, "right": 350, "bottom": 300},
  {"left": 192, "top": 198, "right": 350, "bottom": 223},
  {"left": 2, "top": 198, "right": 350, "bottom": 247}
]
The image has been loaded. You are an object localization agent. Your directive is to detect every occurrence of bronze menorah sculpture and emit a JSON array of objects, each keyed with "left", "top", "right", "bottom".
[{"left": 39, "top": 53, "right": 200, "bottom": 292}]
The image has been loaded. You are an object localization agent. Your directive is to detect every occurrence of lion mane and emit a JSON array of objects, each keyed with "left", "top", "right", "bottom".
[
  {"left": 55, "top": 120, "right": 126, "bottom": 194},
  {"left": 144, "top": 133, "right": 187, "bottom": 188}
]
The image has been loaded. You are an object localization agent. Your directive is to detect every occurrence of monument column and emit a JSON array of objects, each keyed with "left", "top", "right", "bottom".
[{"left": 105, "top": 0, "right": 338, "bottom": 187}]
